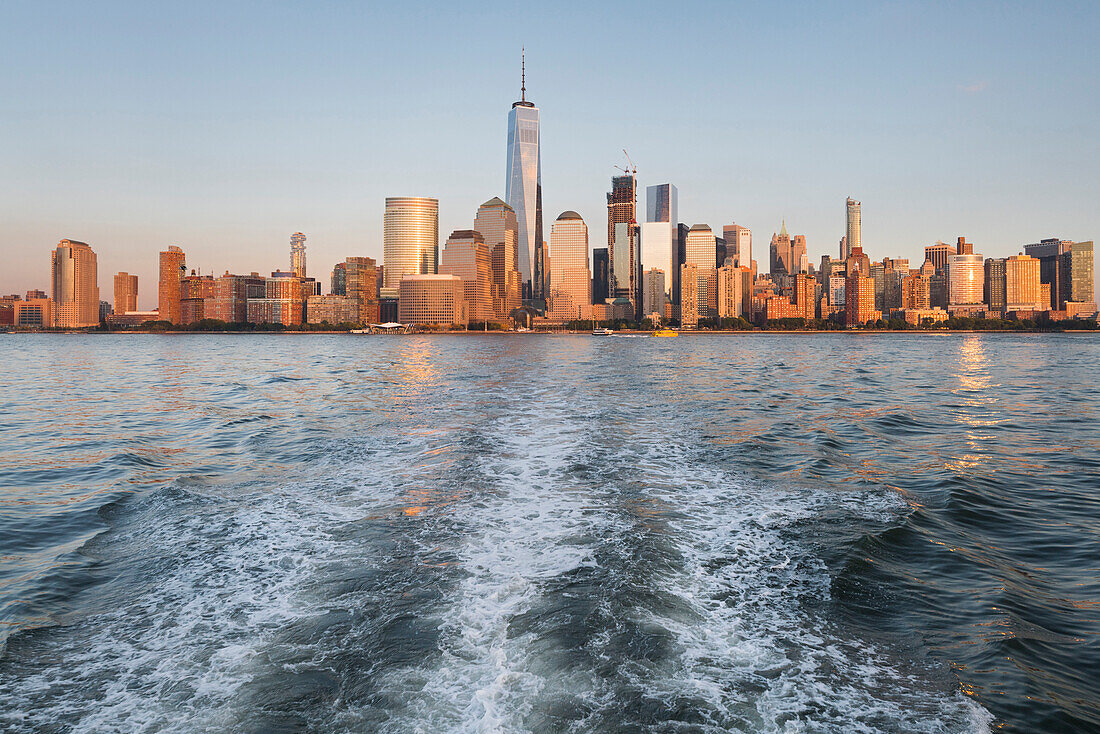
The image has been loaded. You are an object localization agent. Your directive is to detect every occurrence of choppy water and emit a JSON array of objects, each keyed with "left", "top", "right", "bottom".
[{"left": 0, "top": 333, "right": 1097, "bottom": 733}]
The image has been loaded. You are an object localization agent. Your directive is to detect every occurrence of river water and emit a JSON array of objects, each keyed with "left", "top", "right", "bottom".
[{"left": 1, "top": 333, "right": 1096, "bottom": 732}]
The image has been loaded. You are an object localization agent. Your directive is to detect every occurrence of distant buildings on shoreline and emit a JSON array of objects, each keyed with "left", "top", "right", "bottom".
[{"left": 2, "top": 58, "right": 1096, "bottom": 331}]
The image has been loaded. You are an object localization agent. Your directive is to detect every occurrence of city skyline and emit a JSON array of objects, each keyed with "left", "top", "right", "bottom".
[{"left": 2, "top": 2, "right": 1099, "bottom": 306}]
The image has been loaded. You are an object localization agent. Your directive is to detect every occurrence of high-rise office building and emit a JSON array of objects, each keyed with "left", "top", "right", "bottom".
[
  {"left": 686, "top": 225, "right": 716, "bottom": 269},
  {"left": 51, "top": 239, "right": 99, "bottom": 328},
  {"left": 113, "top": 272, "right": 138, "bottom": 315},
  {"left": 547, "top": 211, "right": 591, "bottom": 321},
  {"left": 158, "top": 246, "right": 186, "bottom": 324},
  {"left": 672, "top": 223, "right": 689, "bottom": 305},
  {"left": 505, "top": 53, "right": 542, "bottom": 299},
  {"left": 724, "top": 224, "right": 751, "bottom": 269},
  {"left": 984, "top": 258, "right": 1007, "bottom": 313},
  {"left": 1028, "top": 239, "right": 1096, "bottom": 310},
  {"left": 1062, "top": 240, "right": 1094, "bottom": 307},
  {"left": 441, "top": 230, "right": 493, "bottom": 323},
  {"left": 845, "top": 197, "right": 861, "bottom": 260},
  {"left": 382, "top": 197, "right": 438, "bottom": 298},
  {"left": 770, "top": 222, "right": 792, "bottom": 276},
  {"left": 924, "top": 242, "right": 952, "bottom": 272},
  {"left": 474, "top": 197, "right": 522, "bottom": 319},
  {"left": 790, "top": 234, "right": 807, "bottom": 274},
  {"left": 607, "top": 175, "right": 639, "bottom": 316},
  {"left": 290, "top": 233, "right": 307, "bottom": 279},
  {"left": 592, "top": 248, "right": 609, "bottom": 305},
  {"left": 642, "top": 183, "right": 677, "bottom": 305},
  {"left": 1004, "top": 254, "right": 1043, "bottom": 311},
  {"left": 948, "top": 252, "right": 985, "bottom": 306}
]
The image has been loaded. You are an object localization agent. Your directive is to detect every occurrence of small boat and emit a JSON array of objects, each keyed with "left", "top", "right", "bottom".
[
  {"left": 652, "top": 329, "right": 679, "bottom": 337},
  {"left": 592, "top": 327, "right": 614, "bottom": 335}
]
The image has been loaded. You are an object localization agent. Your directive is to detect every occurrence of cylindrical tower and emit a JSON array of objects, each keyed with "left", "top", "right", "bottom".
[{"left": 382, "top": 197, "right": 439, "bottom": 297}]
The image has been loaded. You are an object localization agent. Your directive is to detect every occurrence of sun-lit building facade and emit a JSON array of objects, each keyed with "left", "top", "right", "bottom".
[
  {"left": 51, "top": 239, "right": 99, "bottom": 328},
  {"left": 948, "top": 252, "right": 985, "bottom": 306},
  {"left": 474, "top": 197, "right": 522, "bottom": 319},
  {"left": 547, "top": 211, "right": 591, "bottom": 321},
  {"left": 717, "top": 264, "right": 742, "bottom": 319},
  {"left": 158, "top": 246, "right": 186, "bottom": 324},
  {"left": 440, "top": 230, "right": 493, "bottom": 323},
  {"left": 723, "top": 224, "right": 751, "bottom": 269},
  {"left": 114, "top": 272, "right": 138, "bottom": 315},
  {"left": 845, "top": 272, "right": 879, "bottom": 326},
  {"left": 506, "top": 66, "right": 542, "bottom": 299},
  {"left": 398, "top": 274, "right": 468, "bottom": 326},
  {"left": 210, "top": 272, "right": 265, "bottom": 323},
  {"left": 1005, "top": 254, "right": 1043, "bottom": 312},
  {"left": 382, "top": 197, "right": 438, "bottom": 298}
]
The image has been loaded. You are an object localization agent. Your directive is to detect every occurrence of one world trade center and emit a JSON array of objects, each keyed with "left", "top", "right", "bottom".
[{"left": 506, "top": 51, "right": 543, "bottom": 301}]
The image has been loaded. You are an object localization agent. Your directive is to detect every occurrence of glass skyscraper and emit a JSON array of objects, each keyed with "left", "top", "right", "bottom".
[
  {"left": 382, "top": 197, "right": 439, "bottom": 298},
  {"left": 506, "top": 58, "right": 542, "bottom": 301},
  {"left": 641, "top": 183, "right": 677, "bottom": 307}
]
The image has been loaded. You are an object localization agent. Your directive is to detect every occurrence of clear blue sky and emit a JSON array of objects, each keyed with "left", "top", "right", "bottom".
[{"left": 2, "top": 0, "right": 1097, "bottom": 307}]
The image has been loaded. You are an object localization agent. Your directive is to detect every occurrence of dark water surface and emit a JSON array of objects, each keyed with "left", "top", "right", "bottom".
[{"left": 1, "top": 333, "right": 1097, "bottom": 733}]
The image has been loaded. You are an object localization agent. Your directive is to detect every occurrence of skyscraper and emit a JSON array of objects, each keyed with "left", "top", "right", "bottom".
[
  {"left": 1027, "top": 239, "right": 1096, "bottom": 309},
  {"left": 382, "top": 197, "right": 439, "bottom": 298},
  {"left": 686, "top": 225, "right": 716, "bottom": 269},
  {"left": 770, "top": 222, "right": 792, "bottom": 276},
  {"left": 924, "top": 242, "right": 952, "bottom": 272},
  {"left": 948, "top": 251, "right": 985, "bottom": 307},
  {"left": 113, "top": 272, "right": 138, "bottom": 315},
  {"left": 680, "top": 263, "right": 699, "bottom": 328},
  {"left": 290, "top": 232, "right": 307, "bottom": 278},
  {"left": 158, "top": 246, "right": 186, "bottom": 324},
  {"left": 642, "top": 269, "right": 666, "bottom": 318},
  {"left": 723, "top": 224, "right": 751, "bottom": 269},
  {"left": 505, "top": 51, "right": 542, "bottom": 300},
  {"left": 607, "top": 175, "right": 639, "bottom": 316},
  {"left": 984, "top": 258, "right": 1007, "bottom": 313},
  {"left": 440, "top": 230, "right": 493, "bottom": 323},
  {"left": 51, "top": 239, "right": 99, "bottom": 328},
  {"left": 845, "top": 272, "right": 877, "bottom": 326},
  {"left": 474, "top": 197, "right": 521, "bottom": 319},
  {"left": 1005, "top": 254, "right": 1042, "bottom": 311},
  {"left": 845, "top": 197, "right": 861, "bottom": 260},
  {"left": 345, "top": 259, "right": 380, "bottom": 325},
  {"left": 592, "top": 248, "right": 609, "bottom": 306},
  {"left": 642, "top": 183, "right": 677, "bottom": 306},
  {"left": 547, "top": 211, "right": 591, "bottom": 321}
]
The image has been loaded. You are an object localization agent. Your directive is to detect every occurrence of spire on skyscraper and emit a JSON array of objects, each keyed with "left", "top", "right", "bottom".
[
  {"left": 513, "top": 48, "right": 533, "bottom": 108},
  {"left": 780, "top": 219, "right": 788, "bottom": 238}
]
